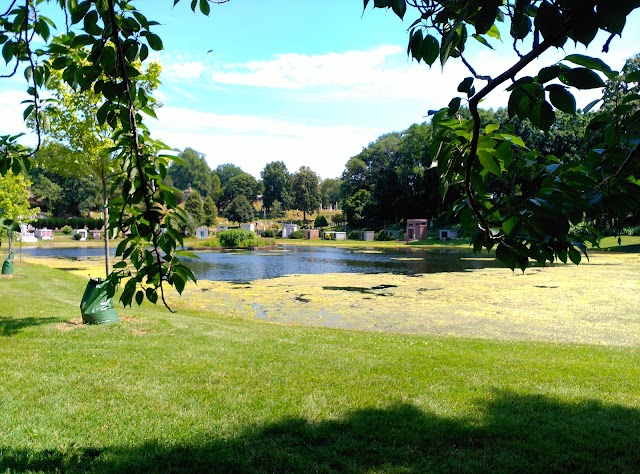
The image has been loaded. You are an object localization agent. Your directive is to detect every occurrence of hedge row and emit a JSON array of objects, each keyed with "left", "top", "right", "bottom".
[{"left": 34, "top": 217, "right": 104, "bottom": 230}]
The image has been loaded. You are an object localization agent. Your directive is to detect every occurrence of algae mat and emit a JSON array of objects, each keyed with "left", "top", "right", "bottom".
[{"left": 24, "top": 253, "right": 640, "bottom": 346}]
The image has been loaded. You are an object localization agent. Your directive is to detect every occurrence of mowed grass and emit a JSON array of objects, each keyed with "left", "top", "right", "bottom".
[{"left": 1, "top": 262, "right": 640, "bottom": 473}]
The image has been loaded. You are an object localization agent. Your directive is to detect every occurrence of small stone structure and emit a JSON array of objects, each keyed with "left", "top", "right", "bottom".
[
  {"left": 304, "top": 229, "right": 320, "bottom": 240},
  {"left": 35, "top": 228, "right": 53, "bottom": 240},
  {"left": 72, "top": 229, "right": 88, "bottom": 241},
  {"left": 439, "top": 229, "right": 458, "bottom": 240},
  {"left": 19, "top": 224, "right": 37, "bottom": 243},
  {"left": 195, "top": 226, "right": 209, "bottom": 239},
  {"left": 405, "top": 219, "right": 428, "bottom": 241},
  {"left": 282, "top": 223, "right": 298, "bottom": 238},
  {"left": 323, "top": 231, "right": 346, "bottom": 240},
  {"left": 363, "top": 231, "right": 375, "bottom": 241},
  {"left": 240, "top": 223, "right": 255, "bottom": 232},
  {"left": 89, "top": 230, "right": 101, "bottom": 240}
]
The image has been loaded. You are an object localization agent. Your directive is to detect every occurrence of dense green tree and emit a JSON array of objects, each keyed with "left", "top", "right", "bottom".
[
  {"left": 225, "top": 195, "right": 255, "bottom": 224},
  {"left": 169, "top": 148, "right": 216, "bottom": 198},
  {"left": 184, "top": 190, "right": 204, "bottom": 228},
  {"left": 215, "top": 163, "right": 246, "bottom": 188},
  {"left": 269, "top": 200, "right": 285, "bottom": 219},
  {"left": 319, "top": 178, "right": 342, "bottom": 209},
  {"left": 314, "top": 215, "right": 329, "bottom": 230},
  {"left": 261, "top": 161, "right": 293, "bottom": 211},
  {"left": 292, "top": 166, "right": 321, "bottom": 222},
  {"left": 0, "top": 171, "right": 39, "bottom": 254},
  {"left": 221, "top": 173, "right": 258, "bottom": 209},
  {"left": 30, "top": 174, "right": 62, "bottom": 214},
  {"left": 342, "top": 189, "right": 374, "bottom": 229},
  {"left": 370, "top": 0, "right": 640, "bottom": 270},
  {"left": 202, "top": 196, "right": 218, "bottom": 227}
]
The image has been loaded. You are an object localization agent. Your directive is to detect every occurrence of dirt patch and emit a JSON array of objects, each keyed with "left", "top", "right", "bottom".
[{"left": 52, "top": 318, "right": 84, "bottom": 332}]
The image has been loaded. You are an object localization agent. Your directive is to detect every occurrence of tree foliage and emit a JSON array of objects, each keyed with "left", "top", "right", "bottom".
[
  {"left": 225, "top": 195, "right": 254, "bottom": 224},
  {"left": 184, "top": 190, "right": 204, "bottom": 230},
  {"left": 202, "top": 195, "right": 218, "bottom": 227},
  {"left": 168, "top": 147, "right": 218, "bottom": 198},
  {"left": 292, "top": 166, "right": 321, "bottom": 221},
  {"left": 367, "top": 0, "right": 640, "bottom": 270},
  {"left": 221, "top": 173, "right": 258, "bottom": 209},
  {"left": 261, "top": 161, "right": 293, "bottom": 211}
]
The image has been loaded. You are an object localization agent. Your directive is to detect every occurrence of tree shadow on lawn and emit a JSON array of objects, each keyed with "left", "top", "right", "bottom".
[
  {"left": 0, "top": 316, "right": 64, "bottom": 337},
  {"left": 3, "top": 391, "right": 640, "bottom": 473}
]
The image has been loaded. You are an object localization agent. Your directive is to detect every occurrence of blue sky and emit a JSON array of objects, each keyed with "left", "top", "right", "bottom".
[{"left": 1, "top": 1, "right": 639, "bottom": 179}]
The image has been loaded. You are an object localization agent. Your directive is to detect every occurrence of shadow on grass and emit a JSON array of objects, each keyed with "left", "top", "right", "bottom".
[
  {"left": 2, "top": 391, "right": 639, "bottom": 473},
  {"left": 0, "top": 316, "right": 61, "bottom": 337}
]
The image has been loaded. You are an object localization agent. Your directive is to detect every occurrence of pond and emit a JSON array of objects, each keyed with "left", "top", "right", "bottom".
[{"left": 20, "top": 245, "right": 502, "bottom": 281}]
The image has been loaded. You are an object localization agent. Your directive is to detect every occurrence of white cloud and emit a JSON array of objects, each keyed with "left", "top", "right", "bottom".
[
  {"left": 149, "top": 106, "right": 382, "bottom": 179},
  {"left": 211, "top": 45, "right": 404, "bottom": 89}
]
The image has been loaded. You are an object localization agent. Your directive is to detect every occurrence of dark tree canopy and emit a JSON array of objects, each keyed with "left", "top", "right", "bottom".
[
  {"left": 215, "top": 163, "right": 246, "bottom": 189},
  {"left": 261, "top": 161, "right": 293, "bottom": 211},
  {"left": 169, "top": 148, "right": 216, "bottom": 198},
  {"left": 292, "top": 166, "right": 321, "bottom": 222},
  {"left": 221, "top": 173, "right": 259, "bottom": 209},
  {"left": 225, "top": 195, "right": 255, "bottom": 224}
]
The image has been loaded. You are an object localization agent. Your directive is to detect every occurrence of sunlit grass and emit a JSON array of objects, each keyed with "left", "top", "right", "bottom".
[{"left": 1, "top": 256, "right": 639, "bottom": 472}]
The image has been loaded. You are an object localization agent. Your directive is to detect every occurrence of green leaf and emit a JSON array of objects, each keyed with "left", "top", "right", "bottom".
[
  {"left": 145, "top": 33, "right": 163, "bottom": 51},
  {"left": 135, "top": 290, "right": 144, "bottom": 306},
  {"left": 421, "top": 34, "right": 439, "bottom": 66},
  {"left": 563, "top": 54, "right": 616, "bottom": 79},
  {"left": 447, "top": 97, "right": 461, "bottom": 116},
  {"left": 583, "top": 98, "right": 600, "bottom": 113},
  {"left": 485, "top": 123, "right": 500, "bottom": 134},
  {"left": 529, "top": 100, "right": 555, "bottom": 132},
  {"left": 538, "top": 65, "right": 560, "bottom": 84},
  {"left": 546, "top": 85, "right": 576, "bottom": 114},
  {"left": 457, "top": 77, "right": 474, "bottom": 94},
  {"left": 477, "top": 150, "right": 501, "bottom": 176},
  {"left": 568, "top": 245, "right": 581, "bottom": 265},
  {"left": 199, "top": 0, "right": 210, "bottom": 16},
  {"left": 391, "top": 0, "right": 406, "bottom": 19},
  {"left": 502, "top": 216, "right": 519, "bottom": 236},
  {"left": 70, "top": 1, "right": 91, "bottom": 25},
  {"left": 561, "top": 68, "right": 606, "bottom": 90}
]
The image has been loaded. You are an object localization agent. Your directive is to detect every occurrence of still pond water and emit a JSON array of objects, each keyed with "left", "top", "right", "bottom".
[{"left": 22, "top": 245, "right": 501, "bottom": 282}]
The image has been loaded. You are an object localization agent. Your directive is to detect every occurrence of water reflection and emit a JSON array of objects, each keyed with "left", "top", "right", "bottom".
[{"left": 21, "top": 245, "right": 501, "bottom": 282}]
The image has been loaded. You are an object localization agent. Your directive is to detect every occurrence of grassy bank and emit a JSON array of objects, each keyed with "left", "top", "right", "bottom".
[{"left": 1, "top": 261, "right": 639, "bottom": 472}]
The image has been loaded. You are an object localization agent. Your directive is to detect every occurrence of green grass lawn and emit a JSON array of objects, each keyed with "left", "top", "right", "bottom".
[{"left": 1, "top": 262, "right": 639, "bottom": 473}]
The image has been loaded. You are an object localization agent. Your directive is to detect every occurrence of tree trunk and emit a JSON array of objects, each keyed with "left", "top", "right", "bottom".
[{"left": 102, "top": 178, "right": 110, "bottom": 278}]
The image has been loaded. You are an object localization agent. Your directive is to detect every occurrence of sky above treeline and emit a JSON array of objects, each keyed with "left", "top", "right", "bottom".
[{"left": 1, "top": 1, "right": 639, "bottom": 179}]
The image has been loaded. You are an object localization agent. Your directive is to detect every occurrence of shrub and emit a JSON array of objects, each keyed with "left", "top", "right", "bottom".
[
  {"left": 35, "top": 217, "right": 102, "bottom": 230},
  {"left": 621, "top": 226, "right": 640, "bottom": 236},
  {"left": 218, "top": 229, "right": 255, "bottom": 247},
  {"left": 289, "top": 230, "right": 305, "bottom": 239},
  {"left": 62, "top": 225, "right": 72, "bottom": 235},
  {"left": 261, "top": 229, "right": 279, "bottom": 238},
  {"left": 72, "top": 232, "right": 82, "bottom": 240},
  {"left": 375, "top": 231, "right": 396, "bottom": 241},
  {"left": 347, "top": 230, "right": 361, "bottom": 240}
]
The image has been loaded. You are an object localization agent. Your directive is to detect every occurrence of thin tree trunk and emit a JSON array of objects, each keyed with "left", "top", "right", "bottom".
[{"left": 102, "top": 178, "right": 110, "bottom": 278}]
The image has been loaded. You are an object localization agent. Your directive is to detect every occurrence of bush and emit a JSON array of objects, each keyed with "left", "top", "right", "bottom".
[
  {"left": 62, "top": 225, "right": 72, "bottom": 235},
  {"left": 347, "top": 230, "right": 361, "bottom": 240},
  {"left": 375, "top": 231, "right": 396, "bottom": 241},
  {"left": 72, "top": 232, "right": 82, "bottom": 240},
  {"left": 35, "top": 217, "right": 102, "bottom": 230},
  {"left": 217, "top": 229, "right": 274, "bottom": 248},
  {"left": 218, "top": 229, "right": 255, "bottom": 247},
  {"left": 621, "top": 226, "right": 640, "bottom": 236},
  {"left": 289, "top": 230, "right": 305, "bottom": 239},
  {"left": 261, "top": 229, "right": 280, "bottom": 238}
]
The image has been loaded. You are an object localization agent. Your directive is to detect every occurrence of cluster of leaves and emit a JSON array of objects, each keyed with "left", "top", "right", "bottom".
[
  {"left": 340, "top": 123, "right": 439, "bottom": 229},
  {"left": 368, "top": 0, "right": 640, "bottom": 270},
  {"left": 0, "top": 0, "right": 216, "bottom": 308}
]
